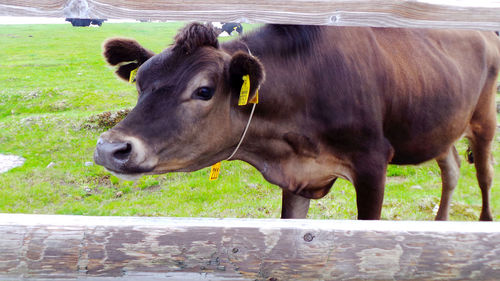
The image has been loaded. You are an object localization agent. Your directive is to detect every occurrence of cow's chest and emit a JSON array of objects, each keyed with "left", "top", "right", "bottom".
[{"left": 260, "top": 154, "right": 353, "bottom": 199}]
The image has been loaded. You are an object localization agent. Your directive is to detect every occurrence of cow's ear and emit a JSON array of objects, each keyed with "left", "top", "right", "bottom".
[
  {"left": 227, "top": 52, "right": 265, "bottom": 103},
  {"left": 102, "top": 38, "right": 155, "bottom": 81}
]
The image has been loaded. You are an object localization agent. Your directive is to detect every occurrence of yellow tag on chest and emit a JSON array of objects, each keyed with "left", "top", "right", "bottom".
[
  {"left": 129, "top": 68, "right": 138, "bottom": 84},
  {"left": 209, "top": 162, "right": 221, "bottom": 181},
  {"left": 249, "top": 89, "right": 258, "bottom": 104},
  {"left": 238, "top": 75, "right": 250, "bottom": 105}
]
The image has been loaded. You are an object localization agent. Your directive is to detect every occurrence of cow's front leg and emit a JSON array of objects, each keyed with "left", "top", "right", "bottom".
[
  {"left": 352, "top": 152, "right": 390, "bottom": 220},
  {"left": 281, "top": 188, "right": 310, "bottom": 219}
]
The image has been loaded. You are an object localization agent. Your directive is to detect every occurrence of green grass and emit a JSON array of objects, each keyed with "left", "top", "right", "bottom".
[{"left": 0, "top": 22, "right": 498, "bottom": 221}]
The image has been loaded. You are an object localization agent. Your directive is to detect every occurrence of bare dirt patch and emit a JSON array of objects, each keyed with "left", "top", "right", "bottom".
[
  {"left": 386, "top": 176, "right": 408, "bottom": 184},
  {"left": 82, "top": 109, "right": 130, "bottom": 130}
]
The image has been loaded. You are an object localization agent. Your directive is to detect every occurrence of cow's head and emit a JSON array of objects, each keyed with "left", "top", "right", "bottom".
[{"left": 94, "top": 23, "right": 265, "bottom": 179}]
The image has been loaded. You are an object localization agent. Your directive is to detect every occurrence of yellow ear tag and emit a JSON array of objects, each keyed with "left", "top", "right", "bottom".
[
  {"left": 249, "top": 89, "right": 259, "bottom": 104},
  {"left": 129, "top": 68, "right": 138, "bottom": 84},
  {"left": 209, "top": 162, "right": 221, "bottom": 181},
  {"left": 238, "top": 75, "right": 250, "bottom": 106}
]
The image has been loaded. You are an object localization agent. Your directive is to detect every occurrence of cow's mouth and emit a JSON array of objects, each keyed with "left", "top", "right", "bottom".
[
  {"left": 108, "top": 170, "right": 144, "bottom": 181},
  {"left": 106, "top": 165, "right": 187, "bottom": 181}
]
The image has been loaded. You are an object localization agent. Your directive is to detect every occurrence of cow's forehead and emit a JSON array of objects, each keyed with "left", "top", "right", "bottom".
[
  {"left": 139, "top": 49, "right": 171, "bottom": 75},
  {"left": 137, "top": 47, "right": 226, "bottom": 90}
]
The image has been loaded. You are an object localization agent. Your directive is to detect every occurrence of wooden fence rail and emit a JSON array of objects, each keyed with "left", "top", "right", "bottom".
[
  {"left": 0, "top": 214, "right": 499, "bottom": 280},
  {"left": 1, "top": 0, "right": 500, "bottom": 30}
]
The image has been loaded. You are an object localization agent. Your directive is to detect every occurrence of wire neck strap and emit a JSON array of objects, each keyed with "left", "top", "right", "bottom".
[
  {"left": 226, "top": 102, "right": 256, "bottom": 161},
  {"left": 226, "top": 44, "right": 257, "bottom": 161}
]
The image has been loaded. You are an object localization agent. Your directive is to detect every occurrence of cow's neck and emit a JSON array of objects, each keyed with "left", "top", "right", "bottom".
[
  {"left": 221, "top": 27, "right": 351, "bottom": 198},
  {"left": 226, "top": 61, "right": 347, "bottom": 199},
  {"left": 231, "top": 118, "right": 346, "bottom": 199}
]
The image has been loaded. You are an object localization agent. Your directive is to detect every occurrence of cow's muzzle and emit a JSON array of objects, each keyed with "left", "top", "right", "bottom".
[{"left": 93, "top": 131, "right": 157, "bottom": 177}]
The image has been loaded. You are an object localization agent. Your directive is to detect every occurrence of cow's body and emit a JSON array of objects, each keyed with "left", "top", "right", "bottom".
[{"left": 95, "top": 24, "right": 499, "bottom": 220}]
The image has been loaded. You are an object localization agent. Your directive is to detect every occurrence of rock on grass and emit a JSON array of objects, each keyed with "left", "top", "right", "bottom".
[{"left": 0, "top": 154, "right": 25, "bottom": 173}]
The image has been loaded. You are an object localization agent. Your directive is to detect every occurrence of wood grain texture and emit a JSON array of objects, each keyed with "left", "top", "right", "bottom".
[
  {"left": 1, "top": 0, "right": 500, "bottom": 30},
  {"left": 0, "top": 214, "right": 499, "bottom": 280}
]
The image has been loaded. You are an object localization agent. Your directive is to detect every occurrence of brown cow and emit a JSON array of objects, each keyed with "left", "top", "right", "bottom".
[{"left": 94, "top": 23, "right": 499, "bottom": 220}]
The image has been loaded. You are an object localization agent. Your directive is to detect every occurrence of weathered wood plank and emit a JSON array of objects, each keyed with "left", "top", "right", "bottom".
[
  {"left": 1, "top": 0, "right": 500, "bottom": 30},
  {"left": 0, "top": 214, "right": 499, "bottom": 280}
]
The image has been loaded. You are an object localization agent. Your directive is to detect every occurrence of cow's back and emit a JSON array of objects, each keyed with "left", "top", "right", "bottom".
[
  {"left": 259, "top": 27, "right": 500, "bottom": 165},
  {"left": 363, "top": 28, "right": 500, "bottom": 164}
]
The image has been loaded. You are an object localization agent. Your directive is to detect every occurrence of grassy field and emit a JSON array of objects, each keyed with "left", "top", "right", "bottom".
[{"left": 0, "top": 22, "right": 499, "bottom": 221}]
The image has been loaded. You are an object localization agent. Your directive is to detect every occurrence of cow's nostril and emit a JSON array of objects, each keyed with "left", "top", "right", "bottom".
[{"left": 113, "top": 142, "right": 132, "bottom": 161}]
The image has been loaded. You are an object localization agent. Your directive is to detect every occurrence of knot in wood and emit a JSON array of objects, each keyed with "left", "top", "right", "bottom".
[
  {"left": 330, "top": 15, "right": 339, "bottom": 23},
  {"left": 303, "top": 232, "right": 315, "bottom": 242}
]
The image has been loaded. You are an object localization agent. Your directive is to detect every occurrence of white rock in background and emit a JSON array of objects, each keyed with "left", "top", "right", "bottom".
[
  {"left": 0, "top": 154, "right": 25, "bottom": 173},
  {"left": 432, "top": 204, "right": 440, "bottom": 215},
  {"left": 63, "top": 0, "right": 90, "bottom": 18}
]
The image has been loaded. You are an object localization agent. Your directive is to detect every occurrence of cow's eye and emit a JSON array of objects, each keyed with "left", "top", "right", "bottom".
[{"left": 193, "top": 87, "right": 215, "bottom": 101}]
